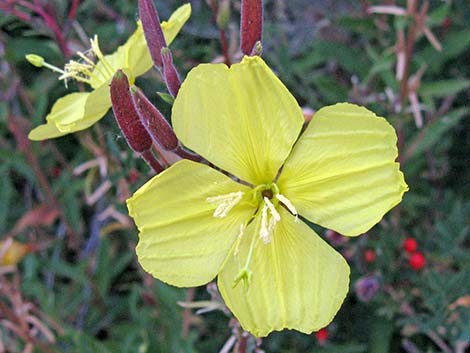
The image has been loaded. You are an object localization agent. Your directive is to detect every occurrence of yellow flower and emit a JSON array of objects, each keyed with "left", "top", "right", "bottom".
[
  {"left": 127, "top": 56, "right": 408, "bottom": 337},
  {"left": 28, "top": 4, "right": 191, "bottom": 141}
]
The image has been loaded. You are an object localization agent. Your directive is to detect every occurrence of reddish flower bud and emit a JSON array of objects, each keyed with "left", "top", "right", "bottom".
[
  {"left": 409, "top": 252, "right": 426, "bottom": 270},
  {"left": 130, "top": 85, "right": 178, "bottom": 151},
  {"left": 315, "top": 328, "right": 329, "bottom": 343},
  {"left": 240, "top": 0, "right": 263, "bottom": 55},
  {"left": 403, "top": 237, "right": 418, "bottom": 253},
  {"left": 138, "top": 0, "right": 167, "bottom": 68},
  {"left": 111, "top": 71, "right": 152, "bottom": 153},
  {"left": 364, "top": 249, "right": 376, "bottom": 263},
  {"left": 110, "top": 71, "right": 164, "bottom": 173},
  {"left": 161, "top": 47, "right": 181, "bottom": 98}
]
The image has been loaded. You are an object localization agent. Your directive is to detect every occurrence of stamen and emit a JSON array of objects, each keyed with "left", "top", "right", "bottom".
[
  {"left": 76, "top": 51, "right": 96, "bottom": 67},
  {"left": 268, "top": 214, "right": 277, "bottom": 233},
  {"left": 206, "top": 191, "right": 244, "bottom": 218},
  {"left": 259, "top": 203, "right": 270, "bottom": 243},
  {"left": 276, "top": 193, "right": 299, "bottom": 222},
  {"left": 264, "top": 197, "right": 280, "bottom": 221},
  {"left": 90, "top": 35, "right": 115, "bottom": 77}
]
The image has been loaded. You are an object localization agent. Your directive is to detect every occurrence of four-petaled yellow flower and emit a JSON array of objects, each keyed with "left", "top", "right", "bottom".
[
  {"left": 28, "top": 4, "right": 191, "bottom": 141},
  {"left": 127, "top": 56, "right": 408, "bottom": 337}
]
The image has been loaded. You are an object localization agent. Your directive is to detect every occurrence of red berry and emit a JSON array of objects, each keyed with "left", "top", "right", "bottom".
[
  {"left": 409, "top": 252, "right": 426, "bottom": 270},
  {"left": 364, "top": 249, "right": 376, "bottom": 263},
  {"left": 315, "top": 328, "right": 329, "bottom": 343},
  {"left": 403, "top": 237, "right": 418, "bottom": 253}
]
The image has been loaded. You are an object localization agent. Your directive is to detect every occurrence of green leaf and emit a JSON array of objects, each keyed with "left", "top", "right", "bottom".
[
  {"left": 368, "top": 317, "right": 394, "bottom": 353},
  {"left": 420, "top": 79, "right": 470, "bottom": 98},
  {"left": 421, "top": 30, "right": 470, "bottom": 73},
  {"left": 157, "top": 91, "right": 175, "bottom": 105},
  {"left": 0, "top": 166, "right": 13, "bottom": 235},
  {"left": 405, "top": 108, "right": 469, "bottom": 159}
]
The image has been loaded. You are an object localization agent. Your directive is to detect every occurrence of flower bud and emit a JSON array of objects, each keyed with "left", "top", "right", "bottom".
[
  {"left": 161, "top": 47, "right": 181, "bottom": 98},
  {"left": 130, "top": 85, "right": 178, "bottom": 151},
  {"left": 26, "top": 54, "right": 45, "bottom": 67},
  {"left": 110, "top": 70, "right": 153, "bottom": 153},
  {"left": 138, "top": 0, "right": 167, "bottom": 68},
  {"left": 110, "top": 71, "right": 164, "bottom": 173},
  {"left": 240, "top": 0, "right": 263, "bottom": 55}
]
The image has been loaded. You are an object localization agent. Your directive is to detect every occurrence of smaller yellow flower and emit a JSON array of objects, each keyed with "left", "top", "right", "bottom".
[{"left": 28, "top": 4, "right": 191, "bottom": 141}]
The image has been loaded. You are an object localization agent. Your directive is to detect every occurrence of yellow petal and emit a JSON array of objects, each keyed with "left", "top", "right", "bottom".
[
  {"left": 29, "top": 93, "right": 87, "bottom": 140},
  {"left": 123, "top": 3, "right": 191, "bottom": 79},
  {"left": 278, "top": 103, "right": 408, "bottom": 236},
  {"left": 51, "top": 87, "right": 109, "bottom": 133},
  {"left": 90, "top": 4, "right": 192, "bottom": 86},
  {"left": 218, "top": 208, "right": 350, "bottom": 337},
  {"left": 161, "top": 3, "right": 192, "bottom": 44},
  {"left": 81, "top": 83, "right": 111, "bottom": 126},
  {"left": 173, "top": 56, "right": 304, "bottom": 185},
  {"left": 127, "top": 160, "right": 255, "bottom": 287},
  {"left": 28, "top": 121, "right": 68, "bottom": 140}
]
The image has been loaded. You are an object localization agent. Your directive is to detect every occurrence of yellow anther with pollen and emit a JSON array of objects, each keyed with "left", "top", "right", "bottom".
[
  {"left": 259, "top": 197, "right": 281, "bottom": 244},
  {"left": 206, "top": 191, "right": 244, "bottom": 218},
  {"left": 276, "top": 193, "right": 299, "bottom": 221}
]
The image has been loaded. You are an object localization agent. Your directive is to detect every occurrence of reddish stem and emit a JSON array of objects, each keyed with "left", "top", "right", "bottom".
[
  {"left": 138, "top": 0, "right": 167, "bottom": 69},
  {"left": 17, "top": 0, "right": 71, "bottom": 57},
  {"left": 67, "top": 0, "right": 80, "bottom": 21},
  {"left": 140, "top": 150, "right": 165, "bottom": 173},
  {"left": 208, "top": 0, "right": 231, "bottom": 65},
  {"left": 219, "top": 28, "right": 231, "bottom": 65},
  {"left": 240, "top": 0, "right": 263, "bottom": 55}
]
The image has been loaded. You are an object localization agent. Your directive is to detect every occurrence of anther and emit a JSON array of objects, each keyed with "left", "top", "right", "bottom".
[
  {"left": 276, "top": 193, "right": 299, "bottom": 221},
  {"left": 264, "top": 197, "right": 280, "bottom": 221},
  {"left": 207, "top": 191, "right": 244, "bottom": 218},
  {"left": 259, "top": 203, "right": 270, "bottom": 243}
]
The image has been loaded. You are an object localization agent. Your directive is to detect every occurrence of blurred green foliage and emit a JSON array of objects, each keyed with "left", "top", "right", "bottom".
[{"left": 1, "top": 0, "right": 470, "bottom": 352}]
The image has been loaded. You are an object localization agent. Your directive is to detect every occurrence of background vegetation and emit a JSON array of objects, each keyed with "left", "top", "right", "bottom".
[{"left": 1, "top": 0, "right": 469, "bottom": 352}]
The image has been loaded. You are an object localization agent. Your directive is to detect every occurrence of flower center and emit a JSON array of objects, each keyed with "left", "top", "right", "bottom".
[
  {"left": 59, "top": 35, "right": 116, "bottom": 88},
  {"left": 261, "top": 189, "right": 273, "bottom": 199},
  {"left": 206, "top": 183, "right": 298, "bottom": 288}
]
